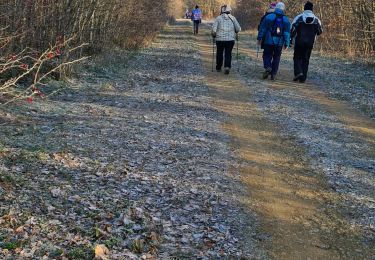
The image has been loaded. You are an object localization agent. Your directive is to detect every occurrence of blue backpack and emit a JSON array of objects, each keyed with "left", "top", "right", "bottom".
[{"left": 271, "top": 14, "right": 284, "bottom": 37}]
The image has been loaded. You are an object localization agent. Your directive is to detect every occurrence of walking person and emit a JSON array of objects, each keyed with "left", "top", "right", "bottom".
[
  {"left": 291, "top": 1, "right": 322, "bottom": 83},
  {"left": 257, "top": 2, "right": 277, "bottom": 50},
  {"left": 191, "top": 5, "right": 202, "bottom": 35},
  {"left": 258, "top": 0, "right": 282, "bottom": 32},
  {"left": 212, "top": 5, "right": 241, "bottom": 75},
  {"left": 257, "top": 2, "right": 291, "bottom": 80},
  {"left": 185, "top": 9, "right": 190, "bottom": 19}
]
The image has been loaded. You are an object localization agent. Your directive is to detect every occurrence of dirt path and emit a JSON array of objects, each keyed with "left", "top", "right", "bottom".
[
  {"left": 195, "top": 21, "right": 375, "bottom": 259},
  {"left": 1, "top": 19, "right": 374, "bottom": 259}
]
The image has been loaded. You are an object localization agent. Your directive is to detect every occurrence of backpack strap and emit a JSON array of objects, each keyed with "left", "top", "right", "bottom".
[{"left": 227, "top": 15, "right": 239, "bottom": 34}]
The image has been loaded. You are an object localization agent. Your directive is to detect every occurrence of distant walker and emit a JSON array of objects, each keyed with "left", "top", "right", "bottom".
[{"left": 191, "top": 5, "right": 202, "bottom": 35}]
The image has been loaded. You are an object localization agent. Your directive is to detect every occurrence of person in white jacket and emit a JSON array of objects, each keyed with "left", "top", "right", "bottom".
[
  {"left": 291, "top": 1, "right": 322, "bottom": 83},
  {"left": 212, "top": 5, "right": 241, "bottom": 74}
]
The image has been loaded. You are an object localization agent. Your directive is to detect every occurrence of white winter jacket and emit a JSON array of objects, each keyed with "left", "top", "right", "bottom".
[{"left": 212, "top": 14, "right": 241, "bottom": 41}]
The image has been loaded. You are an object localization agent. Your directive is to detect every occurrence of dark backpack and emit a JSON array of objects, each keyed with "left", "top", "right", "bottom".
[{"left": 271, "top": 14, "right": 284, "bottom": 37}]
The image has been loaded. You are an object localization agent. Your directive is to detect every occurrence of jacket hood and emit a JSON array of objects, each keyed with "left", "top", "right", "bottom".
[
  {"left": 274, "top": 8, "right": 284, "bottom": 15},
  {"left": 302, "top": 10, "right": 316, "bottom": 24}
]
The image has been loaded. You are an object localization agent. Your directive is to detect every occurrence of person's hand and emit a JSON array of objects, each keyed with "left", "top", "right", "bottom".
[
  {"left": 284, "top": 45, "right": 289, "bottom": 51},
  {"left": 236, "top": 33, "right": 239, "bottom": 41},
  {"left": 212, "top": 32, "right": 216, "bottom": 38}
]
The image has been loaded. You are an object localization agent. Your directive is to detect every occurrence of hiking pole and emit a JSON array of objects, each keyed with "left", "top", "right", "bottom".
[
  {"left": 236, "top": 34, "right": 239, "bottom": 72},
  {"left": 212, "top": 37, "right": 215, "bottom": 72},
  {"left": 255, "top": 43, "right": 260, "bottom": 71}
]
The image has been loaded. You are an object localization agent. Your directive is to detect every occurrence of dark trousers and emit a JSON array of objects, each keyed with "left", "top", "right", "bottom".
[
  {"left": 263, "top": 44, "right": 283, "bottom": 76},
  {"left": 216, "top": 41, "right": 235, "bottom": 70},
  {"left": 293, "top": 45, "right": 313, "bottom": 81},
  {"left": 193, "top": 21, "right": 200, "bottom": 34}
]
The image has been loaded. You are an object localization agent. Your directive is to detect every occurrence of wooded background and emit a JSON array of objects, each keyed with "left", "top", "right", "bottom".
[
  {"left": 0, "top": 0, "right": 184, "bottom": 101},
  {"left": 0, "top": 0, "right": 183, "bottom": 52},
  {"left": 1, "top": 0, "right": 373, "bottom": 60},
  {"left": 191, "top": 0, "right": 375, "bottom": 58}
]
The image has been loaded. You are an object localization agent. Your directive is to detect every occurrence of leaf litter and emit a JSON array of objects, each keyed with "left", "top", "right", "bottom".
[{"left": 0, "top": 22, "right": 264, "bottom": 259}]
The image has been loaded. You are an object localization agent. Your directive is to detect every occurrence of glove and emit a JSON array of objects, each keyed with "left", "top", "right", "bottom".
[{"left": 212, "top": 32, "right": 216, "bottom": 38}]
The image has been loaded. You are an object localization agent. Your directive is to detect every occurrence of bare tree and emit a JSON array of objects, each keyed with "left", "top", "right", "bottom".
[{"left": 0, "top": 0, "right": 183, "bottom": 103}]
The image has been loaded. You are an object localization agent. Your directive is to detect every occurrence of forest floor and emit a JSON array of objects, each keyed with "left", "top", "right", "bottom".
[{"left": 0, "top": 19, "right": 374, "bottom": 259}]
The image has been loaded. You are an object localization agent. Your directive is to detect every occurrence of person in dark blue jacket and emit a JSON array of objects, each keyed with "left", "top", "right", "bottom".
[{"left": 257, "top": 2, "right": 291, "bottom": 80}]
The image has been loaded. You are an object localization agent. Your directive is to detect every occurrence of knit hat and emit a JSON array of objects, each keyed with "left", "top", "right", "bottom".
[
  {"left": 276, "top": 2, "right": 285, "bottom": 11},
  {"left": 269, "top": 2, "right": 277, "bottom": 9},
  {"left": 304, "top": 1, "right": 313, "bottom": 11},
  {"left": 223, "top": 4, "right": 232, "bottom": 12}
]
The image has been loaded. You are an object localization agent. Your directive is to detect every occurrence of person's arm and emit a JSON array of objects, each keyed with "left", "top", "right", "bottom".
[
  {"left": 233, "top": 17, "right": 241, "bottom": 33},
  {"left": 316, "top": 18, "right": 323, "bottom": 36},
  {"left": 290, "top": 15, "right": 302, "bottom": 40},
  {"left": 290, "top": 16, "right": 299, "bottom": 39},
  {"left": 212, "top": 17, "right": 219, "bottom": 37},
  {"left": 257, "top": 15, "right": 269, "bottom": 44},
  {"left": 283, "top": 18, "right": 291, "bottom": 48},
  {"left": 258, "top": 14, "right": 266, "bottom": 31}
]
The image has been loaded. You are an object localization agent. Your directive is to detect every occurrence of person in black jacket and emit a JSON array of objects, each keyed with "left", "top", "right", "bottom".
[{"left": 291, "top": 1, "right": 322, "bottom": 83}]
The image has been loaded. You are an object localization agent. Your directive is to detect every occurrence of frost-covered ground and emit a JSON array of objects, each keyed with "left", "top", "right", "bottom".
[
  {"left": 0, "top": 21, "right": 264, "bottom": 259},
  {"left": 239, "top": 32, "right": 375, "bottom": 246},
  {"left": 1, "top": 20, "right": 374, "bottom": 260}
]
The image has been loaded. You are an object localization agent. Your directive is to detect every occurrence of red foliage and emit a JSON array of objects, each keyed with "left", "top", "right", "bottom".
[
  {"left": 32, "top": 87, "right": 45, "bottom": 98},
  {"left": 55, "top": 48, "right": 61, "bottom": 56},
  {"left": 20, "top": 64, "right": 29, "bottom": 70},
  {"left": 47, "top": 52, "right": 55, "bottom": 59},
  {"left": 8, "top": 54, "right": 16, "bottom": 61}
]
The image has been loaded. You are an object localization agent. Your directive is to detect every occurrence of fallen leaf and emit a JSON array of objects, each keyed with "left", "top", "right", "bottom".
[{"left": 94, "top": 244, "right": 110, "bottom": 260}]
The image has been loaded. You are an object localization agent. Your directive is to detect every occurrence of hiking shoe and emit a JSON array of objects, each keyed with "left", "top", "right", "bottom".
[
  {"left": 216, "top": 69, "right": 222, "bottom": 72},
  {"left": 270, "top": 74, "right": 275, "bottom": 80},
  {"left": 262, "top": 68, "right": 272, "bottom": 79},
  {"left": 224, "top": 67, "right": 230, "bottom": 74},
  {"left": 293, "top": 73, "right": 303, "bottom": 82},
  {"left": 299, "top": 79, "right": 306, "bottom": 83}
]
